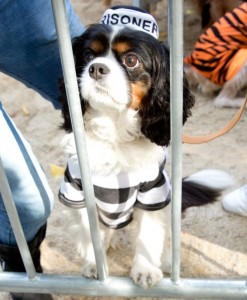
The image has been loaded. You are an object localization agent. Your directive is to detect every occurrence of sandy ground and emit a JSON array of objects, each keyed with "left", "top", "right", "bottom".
[{"left": 0, "top": 1, "right": 246, "bottom": 299}]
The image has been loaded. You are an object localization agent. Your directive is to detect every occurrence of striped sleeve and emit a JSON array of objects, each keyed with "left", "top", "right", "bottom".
[
  {"left": 58, "top": 159, "right": 86, "bottom": 209},
  {"left": 136, "top": 167, "right": 171, "bottom": 211}
]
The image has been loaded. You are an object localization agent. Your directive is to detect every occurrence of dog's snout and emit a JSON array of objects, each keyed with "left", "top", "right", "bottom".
[{"left": 89, "top": 63, "right": 110, "bottom": 80}]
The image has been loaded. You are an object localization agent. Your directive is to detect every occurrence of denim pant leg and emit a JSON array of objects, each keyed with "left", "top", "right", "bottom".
[
  {"left": 0, "top": 0, "right": 85, "bottom": 108},
  {"left": 0, "top": 103, "right": 54, "bottom": 245}
]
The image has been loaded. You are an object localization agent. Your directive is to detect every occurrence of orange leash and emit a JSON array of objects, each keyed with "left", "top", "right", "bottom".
[{"left": 182, "top": 93, "right": 247, "bottom": 144}]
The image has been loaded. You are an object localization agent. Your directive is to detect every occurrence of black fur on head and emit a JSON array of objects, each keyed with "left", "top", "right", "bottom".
[{"left": 59, "top": 24, "right": 195, "bottom": 147}]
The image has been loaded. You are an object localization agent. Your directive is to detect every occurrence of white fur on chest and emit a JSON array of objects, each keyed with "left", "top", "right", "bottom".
[
  {"left": 85, "top": 108, "right": 165, "bottom": 174},
  {"left": 63, "top": 108, "right": 165, "bottom": 175}
]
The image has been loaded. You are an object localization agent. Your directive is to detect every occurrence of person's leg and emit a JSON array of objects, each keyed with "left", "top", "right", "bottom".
[
  {"left": 0, "top": 102, "right": 54, "bottom": 245},
  {"left": 0, "top": 103, "right": 54, "bottom": 298},
  {"left": 0, "top": 0, "right": 85, "bottom": 109}
]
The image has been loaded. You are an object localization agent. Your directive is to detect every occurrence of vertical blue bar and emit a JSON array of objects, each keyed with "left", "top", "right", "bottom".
[
  {"left": 51, "top": 0, "right": 107, "bottom": 281},
  {"left": 168, "top": 0, "right": 184, "bottom": 283}
]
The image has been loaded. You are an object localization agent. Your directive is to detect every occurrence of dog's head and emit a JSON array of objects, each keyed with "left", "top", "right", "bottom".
[{"left": 60, "top": 6, "right": 195, "bottom": 147}]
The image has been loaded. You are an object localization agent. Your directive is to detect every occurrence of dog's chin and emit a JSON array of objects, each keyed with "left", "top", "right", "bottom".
[{"left": 81, "top": 82, "right": 131, "bottom": 112}]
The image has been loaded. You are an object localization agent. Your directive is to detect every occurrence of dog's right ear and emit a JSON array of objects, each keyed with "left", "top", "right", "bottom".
[
  {"left": 58, "top": 78, "right": 73, "bottom": 132},
  {"left": 58, "top": 34, "right": 88, "bottom": 133},
  {"left": 71, "top": 35, "right": 86, "bottom": 78}
]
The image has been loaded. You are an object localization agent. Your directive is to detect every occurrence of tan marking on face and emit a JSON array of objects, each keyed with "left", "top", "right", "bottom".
[
  {"left": 112, "top": 41, "right": 131, "bottom": 54},
  {"left": 90, "top": 40, "right": 105, "bottom": 53},
  {"left": 130, "top": 81, "right": 149, "bottom": 110}
]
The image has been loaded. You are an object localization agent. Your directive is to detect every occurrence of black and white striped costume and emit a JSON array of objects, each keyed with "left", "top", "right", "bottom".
[{"left": 59, "top": 155, "right": 171, "bottom": 229}]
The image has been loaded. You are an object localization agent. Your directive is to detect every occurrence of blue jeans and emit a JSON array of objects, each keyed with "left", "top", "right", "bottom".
[{"left": 0, "top": 0, "right": 85, "bottom": 245}]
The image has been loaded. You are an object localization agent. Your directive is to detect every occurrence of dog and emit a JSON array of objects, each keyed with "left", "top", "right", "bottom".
[
  {"left": 58, "top": 6, "right": 232, "bottom": 288},
  {"left": 184, "top": 2, "right": 247, "bottom": 108}
]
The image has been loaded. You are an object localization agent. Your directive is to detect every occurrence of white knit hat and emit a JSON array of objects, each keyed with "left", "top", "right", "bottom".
[{"left": 100, "top": 5, "right": 159, "bottom": 39}]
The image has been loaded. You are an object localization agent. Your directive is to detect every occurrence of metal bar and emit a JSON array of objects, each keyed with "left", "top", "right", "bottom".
[
  {"left": 0, "top": 157, "right": 36, "bottom": 279},
  {"left": 51, "top": 0, "right": 107, "bottom": 281},
  {"left": 132, "top": 0, "right": 140, "bottom": 7},
  {"left": 0, "top": 273, "right": 246, "bottom": 299},
  {"left": 168, "top": 0, "right": 184, "bottom": 283}
]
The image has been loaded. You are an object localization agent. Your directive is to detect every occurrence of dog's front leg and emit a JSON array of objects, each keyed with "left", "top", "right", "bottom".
[
  {"left": 77, "top": 208, "right": 109, "bottom": 278},
  {"left": 76, "top": 208, "right": 97, "bottom": 278},
  {"left": 214, "top": 62, "right": 247, "bottom": 108},
  {"left": 131, "top": 206, "right": 171, "bottom": 288}
]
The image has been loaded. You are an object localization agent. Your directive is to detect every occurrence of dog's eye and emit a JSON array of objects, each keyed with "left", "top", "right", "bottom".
[
  {"left": 123, "top": 53, "right": 140, "bottom": 69},
  {"left": 83, "top": 50, "right": 95, "bottom": 63}
]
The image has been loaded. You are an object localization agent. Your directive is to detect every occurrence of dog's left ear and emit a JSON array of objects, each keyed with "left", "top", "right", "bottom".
[{"left": 139, "top": 42, "right": 195, "bottom": 147}]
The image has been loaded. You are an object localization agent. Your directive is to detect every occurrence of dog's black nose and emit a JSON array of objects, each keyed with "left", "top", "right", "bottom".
[{"left": 89, "top": 63, "right": 110, "bottom": 80}]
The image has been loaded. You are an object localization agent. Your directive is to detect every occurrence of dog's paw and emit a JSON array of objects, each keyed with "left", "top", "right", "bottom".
[
  {"left": 214, "top": 96, "right": 244, "bottom": 108},
  {"left": 130, "top": 260, "right": 163, "bottom": 288},
  {"left": 162, "top": 256, "right": 171, "bottom": 274},
  {"left": 82, "top": 260, "right": 97, "bottom": 279},
  {"left": 214, "top": 97, "right": 227, "bottom": 108}
]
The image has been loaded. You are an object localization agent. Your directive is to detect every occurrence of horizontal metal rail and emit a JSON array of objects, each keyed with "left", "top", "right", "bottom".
[{"left": 0, "top": 273, "right": 246, "bottom": 299}]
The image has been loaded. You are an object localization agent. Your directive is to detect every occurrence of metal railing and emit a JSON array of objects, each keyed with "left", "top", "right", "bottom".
[{"left": 0, "top": 0, "right": 246, "bottom": 298}]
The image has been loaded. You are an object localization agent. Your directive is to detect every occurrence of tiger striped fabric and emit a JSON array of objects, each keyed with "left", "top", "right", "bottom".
[
  {"left": 184, "top": 2, "right": 247, "bottom": 86},
  {"left": 59, "top": 152, "right": 171, "bottom": 229}
]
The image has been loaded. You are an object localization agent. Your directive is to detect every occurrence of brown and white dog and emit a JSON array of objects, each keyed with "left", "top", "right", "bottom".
[{"left": 58, "top": 6, "right": 232, "bottom": 288}]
